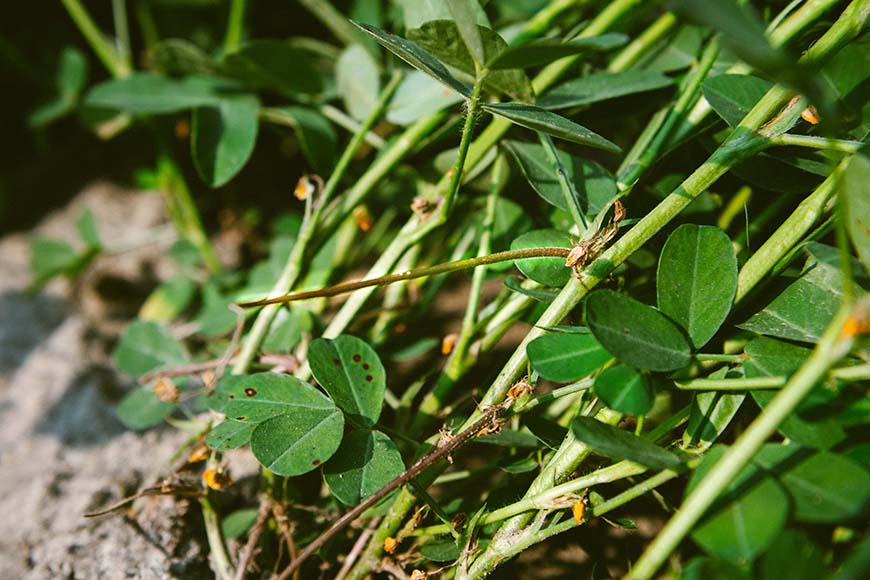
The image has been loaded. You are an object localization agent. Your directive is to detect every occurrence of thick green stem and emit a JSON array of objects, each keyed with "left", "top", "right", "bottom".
[
  {"left": 626, "top": 304, "right": 854, "bottom": 580},
  {"left": 223, "top": 0, "right": 247, "bottom": 54},
  {"left": 201, "top": 495, "right": 234, "bottom": 580},
  {"left": 111, "top": 0, "right": 132, "bottom": 72},
  {"left": 60, "top": 0, "right": 130, "bottom": 77},
  {"left": 231, "top": 73, "right": 402, "bottom": 374},
  {"left": 769, "top": 133, "right": 864, "bottom": 153},
  {"left": 608, "top": 12, "right": 678, "bottom": 72}
]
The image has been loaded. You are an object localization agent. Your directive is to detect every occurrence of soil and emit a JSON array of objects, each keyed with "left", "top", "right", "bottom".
[{"left": 0, "top": 183, "right": 218, "bottom": 579}]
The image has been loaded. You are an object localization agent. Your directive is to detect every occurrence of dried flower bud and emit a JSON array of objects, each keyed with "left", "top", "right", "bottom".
[
  {"left": 410, "top": 570, "right": 428, "bottom": 580},
  {"left": 411, "top": 196, "right": 433, "bottom": 215},
  {"left": 508, "top": 378, "right": 534, "bottom": 399},
  {"left": 187, "top": 444, "right": 209, "bottom": 464},
  {"left": 294, "top": 175, "right": 315, "bottom": 200},
  {"left": 441, "top": 333, "right": 458, "bottom": 355},
  {"left": 203, "top": 468, "right": 232, "bottom": 490},
  {"left": 801, "top": 105, "right": 820, "bottom": 125},
  {"left": 152, "top": 378, "right": 179, "bottom": 403},
  {"left": 384, "top": 536, "right": 399, "bottom": 554},
  {"left": 573, "top": 499, "right": 587, "bottom": 524},
  {"left": 353, "top": 206, "right": 373, "bottom": 231}
]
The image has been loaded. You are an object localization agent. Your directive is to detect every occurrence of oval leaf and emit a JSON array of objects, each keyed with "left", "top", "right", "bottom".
[
  {"left": 843, "top": 148, "right": 870, "bottom": 270},
  {"left": 113, "top": 320, "right": 189, "bottom": 377},
  {"left": 586, "top": 290, "right": 693, "bottom": 372},
  {"left": 263, "top": 106, "right": 337, "bottom": 174},
  {"left": 754, "top": 445, "right": 870, "bottom": 523},
  {"left": 571, "top": 416, "right": 683, "bottom": 470},
  {"left": 527, "top": 332, "right": 611, "bottom": 382},
  {"left": 221, "top": 372, "right": 339, "bottom": 423},
  {"left": 503, "top": 140, "right": 616, "bottom": 215},
  {"left": 324, "top": 430, "right": 405, "bottom": 505},
  {"left": 353, "top": 21, "right": 471, "bottom": 97},
  {"left": 538, "top": 70, "right": 674, "bottom": 110},
  {"left": 482, "top": 102, "right": 621, "bottom": 153},
  {"left": 688, "top": 445, "right": 789, "bottom": 563},
  {"left": 205, "top": 419, "right": 255, "bottom": 451},
  {"left": 593, "top": 365, "right": 654, "bottom": 416},
  {"left": 309, "top": 335, "right": 387, "bottom": 427},
  {"left": 336, "top": 44, "right": 381, "bottom": 122},
  {"left": 511, "top": 229, "right": 572, "bottom": 288},
  {"left": 250, "top": 410, "right": 344, "bottom": 476},
  {"left": 116, "top": 383, "right": 175, "bottom": 430},
  {"left": 223, "top": 40, "right": 322, "bottom": 95},
  {"left": 487, "top": 34, "right": 628, "bottom": 70},
  {"left": 702, "top": 74, "right": 774, "bottom": 127},
  {"left": 657, "top": 224, "right": 737, "bottom": 348},
  {"left": 192, "top": 94, "right": 259, "bottom": 187},
  {"left": 84, "top": 72, "right": 218, "bottom": 113}
]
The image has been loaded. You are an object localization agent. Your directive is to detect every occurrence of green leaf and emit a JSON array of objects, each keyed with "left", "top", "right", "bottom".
[
  {"left": 739, "top": 261, "right": 844, "bottom": 343},
  {"left": 683, "top": 372, "right": 745, "bottom": 450},
  {"left": 265, "top": 106, "right": 337, "bottom": 174},
  {"left": 688, "top": 445, "right": 789, "bottom": 563},
  {"left": 420, "top": 539, "right": 460, "bottom": 562},
  {"left": 353, "top": 21, "right": 471, "bottom": 97},
  {"left": 262, "top": 307, "right": 312, "bottom": 353},
  {"left": 594, "top": 365, "right": 654, "bottom": 416},
  {"left": 336, "top": 44, "right": 381, "bottom": 122},
  {"left": 702, "top": 74, "right": 773, "bottom": 127},
  {"left": 113, "top": 321, "right": 189, "bottom": 377},
  {"left": 117, "top": 383, "right": 176, "bottom": 430},
  {"left": 386, "top": 71, "right": 464, "bottom": 125},
  {"left": 308, "top": 335, "right": 387, "bottom": 427},
  {"left": 30, "top": 237, "right": 78, "bottom": 282},
  {"left": 538, "top": 70, "right": 674, "bottom": 110},
  {"left": 407, "top": 20, "right": 531, "bottom": 100},
  {"left": 571, "top": 416, "right": 683, "bottom": 470},
  {"left": 151, "top": 39, "right": 218, "bottom": 76},
  {"left": 755, "top": 446, "right": 870, "bottom": 524},
  {"left": 487, "top": 34, "right": 628, "bottom": 70},
  {"left": 586, "top": 290, "right": 693, "bottom": 372},
  {"left": 445, "top": 0, "right": 486, "bottom": 65},
  {"left": 761, "top": 530, "right": 827, "bottom": 580},
  {"left": 205, "top": 419, "right": 255, "bottom": 450},
  {"left": 679, "top": 557, "right": 751, "bottom": 580},
  {"left": 221, "top": 508, "right": 259, "bottom": 540},
  {"left": 657, "top": 224, "right": 737, "bottom": 349},
  {"left": 139, "top": 276, "right": 196, "bottom": 323},
  {"left": 527, "top": 332, "right": 610, "bottom": 382},
  {"left": 28, "top": 46, "right": 88, "bottom": 127},
  {"left": 503, "top": 140, "right": 616, "bottom": 216},
  {"left": 743, "top": 336, "right": 812, "bottom": 377},
  {"left": 220, "top": 372, "right": 336, "bottom": 423},
  {"left": 250, "top": 410, "right": 344, "bottom": 476},
  {"left": 843, "top": 148, "right": 870, "bottom": 270},
  {"left": 324, "top": 430, "right": 405, "bottom": 505},
  {"left": 743, "top": 337, "right": 846, "bottom": 449},
  {"left": 192, "top": 94, "right": 259, "bottom": 187},
  {"left": 510, "top": 229, "right": 572, "bottom": 287},
  {"left": 223, "top": 40, "right": 322, "bottom": 96},
  {"left": 503, "top": 275, "right": 559, "bottom": 303},
  {"left": 85, "top": 73, "right": 218, "bottom": 113},
  {"left": 641, "top": 26, "right": 704, "bottom": 73},
  {"left": 75, "top": 208, "right": 101, "bottom": 248},
  {"left": 482, "top": 102, "right": 621, "bottom": 153}
]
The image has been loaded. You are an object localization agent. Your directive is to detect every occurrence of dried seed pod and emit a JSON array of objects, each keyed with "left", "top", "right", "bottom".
[{"left": 152, "top": 378, "right": 179, "bottom": 403}]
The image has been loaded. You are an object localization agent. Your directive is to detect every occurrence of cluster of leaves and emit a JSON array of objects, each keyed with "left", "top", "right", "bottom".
[{"left": 29, "top": 0, "right": 870, "bottom": 579}]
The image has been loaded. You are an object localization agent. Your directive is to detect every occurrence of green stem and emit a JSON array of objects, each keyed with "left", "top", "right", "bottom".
[
  {"left": 201, "top": 495, "right": 235, "bottom": 580},
  {"left": 540, "top": 132, "right": 587, "bottom": 230},
  {"left": 223, "top": 0, "right": 247, "bottom": 54},
  {"left": 231, "top": 73, "right": 402, "bottom": 375},
  {"left": 735, "top": 158, "right": 843, "bottom": 302},
  {"left": 768, "top": 133, "right": 864, "bottom": 153},
  {"left": 298, "top": 0, "right": 374, "bottom": 53},
  {"left": 156, "top": 152, "right": 223, "bottom": 273},
  {"left": 511, "top": 0, "right": 595, "bottom": 46},
  {"left": 111, "top": 0, "right": 132, "bottom": 72},
  {"left": 134, "top": 0, "right": 160, "bottom": 50},
  {"left": 626, "top": 304, "right": 854, "bottom": 580},
  {"left": 694, "top": 353, "right": 744, "bottom": 362},
  {"left": 608, "top": 12, "right": 678, "bottom": 72},
  {"left": 60, "top": 0, "right": 129, "bottom": 77},
  {"left": 318, "top": 103, "right": 386, "bottom": 148}
]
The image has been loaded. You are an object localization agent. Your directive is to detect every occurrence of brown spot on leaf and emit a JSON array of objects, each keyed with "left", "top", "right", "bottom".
[
  {"left": 365, "top": 375, "right": 373, "bottom": 382},
  {"left": 332, "top": 358, "right": 340, "bottom": 366},
  {"left": 244, "top": 388, "right": 257, "bottom": 397},
  {"left": 352, "top": 354, "right": 362, "bottom": 362},
  {"left": 228, "top": 394, "right": 235, "bottom": 400},
  {"left": 312, "top": 459, "right": 321, "bottom": 466},
  {"left": 362, "top": 363, "right": 370, "bottom": 370},
  {"left": 236, "top": 416, "right": 246, "bottom": 421}
]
